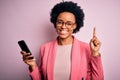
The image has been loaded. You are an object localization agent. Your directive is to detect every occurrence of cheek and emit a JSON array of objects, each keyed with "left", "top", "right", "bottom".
[
  {"left": 69, "top": 27, "right": 75, "bottom": 33},
  {"left": 55, "top": 27, "right": 74, "bottom": 34},
  {"left": 55, "top": 27, "right": 60, "bottom": 33},
  {"left": 55, "top": 27, "right": 59, "bottom": 31}
]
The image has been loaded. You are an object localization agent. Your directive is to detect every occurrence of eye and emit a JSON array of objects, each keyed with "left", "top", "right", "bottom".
[
  {"left": 57, "top": 21, "right": 63, "bottom": 24},
  {"left": 66, "top": 22, "right": 72, "bottom": 26}
]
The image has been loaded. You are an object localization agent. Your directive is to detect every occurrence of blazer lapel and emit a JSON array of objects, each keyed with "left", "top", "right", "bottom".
[
  {"left": 70, "top": 37, "right": 81, "bottom": 80},
  {"left": 46, "top": 39, "right": 58, "bottom": 80}
]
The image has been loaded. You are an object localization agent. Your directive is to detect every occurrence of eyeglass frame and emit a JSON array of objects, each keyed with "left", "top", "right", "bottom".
[{"left": 56, "top": 20, "right": 76, "bottom": 28}]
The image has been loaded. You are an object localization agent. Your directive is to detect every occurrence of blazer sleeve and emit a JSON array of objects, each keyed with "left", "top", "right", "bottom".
[
  {"left": 86, "top": 46, "right": 104, "bottom": 80},
  {"left": 29, "top": 46, "right": 45, "bottom": 80},
  {"left": 29, "top": 66, "right": 41, "bottom": 80}
]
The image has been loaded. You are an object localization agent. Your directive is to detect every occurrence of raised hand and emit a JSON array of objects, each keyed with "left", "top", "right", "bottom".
[{"left": 89, "top": 27, "right": 101, "bottom": 56}]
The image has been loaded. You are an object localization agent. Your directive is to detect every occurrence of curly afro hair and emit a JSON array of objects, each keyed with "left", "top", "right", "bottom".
[{"left": 50, "top": 1, "right": 85, "bottom": 33}]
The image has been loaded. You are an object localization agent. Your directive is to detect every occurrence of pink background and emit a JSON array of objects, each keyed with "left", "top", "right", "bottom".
[{"left": 0, "top": 0, "right": 120, "bottom": 80}]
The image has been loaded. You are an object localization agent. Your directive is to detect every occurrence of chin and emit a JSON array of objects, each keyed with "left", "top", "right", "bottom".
[{"left": 58, "top": 34, "right": 71, "bottom": 39}]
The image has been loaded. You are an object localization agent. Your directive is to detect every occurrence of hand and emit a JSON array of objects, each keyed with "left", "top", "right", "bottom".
[
  {"left": 21, "top": 51, "right": 37, "bottom": 71},
  {"left": 89, "top": 27, "right": 101, "bottom": 56}
]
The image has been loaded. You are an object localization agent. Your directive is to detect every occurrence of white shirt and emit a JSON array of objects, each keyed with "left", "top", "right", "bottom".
[{"left": 54, "top": 44, "right": 72, "bottom": 80}]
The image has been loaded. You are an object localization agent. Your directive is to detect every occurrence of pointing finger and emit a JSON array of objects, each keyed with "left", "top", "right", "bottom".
[{"left": 93, "top": 27, "right": 96, "bottom": 37}]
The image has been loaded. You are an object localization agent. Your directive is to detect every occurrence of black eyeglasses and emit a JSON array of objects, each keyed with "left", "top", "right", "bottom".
[{"left": 56, "top": 20, "right": 76, "bottom": 28}]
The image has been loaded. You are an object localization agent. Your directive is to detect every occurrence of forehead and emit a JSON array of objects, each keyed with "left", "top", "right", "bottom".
[{"left": 57, "top": 12, "right": 75, "bottom": 22}]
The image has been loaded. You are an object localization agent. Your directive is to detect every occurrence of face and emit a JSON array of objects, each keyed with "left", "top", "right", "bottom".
[{"left": 56, "top": 12, "right": 76, "bottom": 39}]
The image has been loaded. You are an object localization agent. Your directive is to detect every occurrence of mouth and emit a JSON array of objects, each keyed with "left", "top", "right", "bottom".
[{"left": 58, "top": 29, "right": 68, "bottom": 35}]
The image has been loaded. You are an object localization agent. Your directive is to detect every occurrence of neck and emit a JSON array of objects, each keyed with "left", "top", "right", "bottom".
[{"left": 58, "top": 36, "right": 73, "bottom": 45}]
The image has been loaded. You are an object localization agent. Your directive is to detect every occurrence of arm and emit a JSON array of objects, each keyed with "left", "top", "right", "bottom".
[
  {"left": 20, "top": 51, "right": 41, "bottom": 80},
  {"left": 29, "top": 46, "right": 45, "bottom": 80},
  {"left": 91, "top": 55, "right": 104, "bottom": 80},
  {"left": 29, "top": 66, "right": 41, "bottom": 80},
  {"left": 86, "top": 55, "right": 104, "bottom": 80},
  {"left": 87, "top": 27, "right": 104, "bottom": 80}
]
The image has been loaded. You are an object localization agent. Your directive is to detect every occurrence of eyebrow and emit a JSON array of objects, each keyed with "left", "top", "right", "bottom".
[{"left": 57, "top": 19, "right": 74, "bottom": 23}]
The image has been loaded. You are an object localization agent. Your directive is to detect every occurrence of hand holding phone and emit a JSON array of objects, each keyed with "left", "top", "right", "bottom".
[{"left": 18, "top": 40, "right": 37, "bottom": 71}]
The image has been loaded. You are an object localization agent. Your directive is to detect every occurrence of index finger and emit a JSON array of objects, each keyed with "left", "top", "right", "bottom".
[
  {"left": 21, "top": 51, "right": 30, "bottom": 56},
  {"left": 93, "top": 27, "right": 96, "bottom": 37}
]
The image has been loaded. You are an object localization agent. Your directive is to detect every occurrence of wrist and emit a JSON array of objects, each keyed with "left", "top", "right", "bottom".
[
  {"left": 92, "top": 51, "right": 100, "bottom": 56},
  {"left": 29, "top": 64, "right": 37, "bottom": 72}
]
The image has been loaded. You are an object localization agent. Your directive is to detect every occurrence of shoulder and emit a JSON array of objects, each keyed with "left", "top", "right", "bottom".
[
  {"left": 79, "top": 41, "right": 90, "bottom": 49},
  {"left": 74, "top": 37, "right": 91, "bottom": 55},
  {"left": 74, "top": 37, "right": 92, "bottom": 59},
  {"left": 40, "top": 39, "right": 57, "bottom": 50},
  {"left": 74, "top": 37, "right": 90, "bottom": 49},
  {"left": 39, "top": 39, "right": 57, "bottom": 57}
]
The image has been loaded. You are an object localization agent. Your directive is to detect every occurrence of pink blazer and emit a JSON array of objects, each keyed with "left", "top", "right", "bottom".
[{"left": 29, "top": 37, "right": 104, "bottom": 80}]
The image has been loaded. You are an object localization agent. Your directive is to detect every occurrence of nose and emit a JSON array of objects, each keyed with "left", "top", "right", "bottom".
[{"left": 61, "top": 23, "right": 66, "bottom": 29}]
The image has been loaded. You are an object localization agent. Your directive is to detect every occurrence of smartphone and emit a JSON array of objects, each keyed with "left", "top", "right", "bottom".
[{"left": 18, "top": 40, "right": 32, "bottom": 55}]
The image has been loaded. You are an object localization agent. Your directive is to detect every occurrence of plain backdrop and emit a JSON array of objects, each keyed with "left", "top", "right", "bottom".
[{"left": 0, "top": 0, "right": 120, "bottom": 80}]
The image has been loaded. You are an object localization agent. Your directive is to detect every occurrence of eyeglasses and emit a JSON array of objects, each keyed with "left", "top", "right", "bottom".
[{"left": 56, "top": 20, "right": 76, "bottom": 28}]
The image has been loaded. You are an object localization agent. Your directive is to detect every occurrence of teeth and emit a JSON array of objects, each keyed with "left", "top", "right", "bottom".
[{"left": 60, "top": 30, "right": 67, "bottom": 34}]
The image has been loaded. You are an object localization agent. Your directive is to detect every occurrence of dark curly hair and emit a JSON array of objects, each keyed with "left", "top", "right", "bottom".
[{"left": 50, "top": 1, "right": 85, "bottom": 33}]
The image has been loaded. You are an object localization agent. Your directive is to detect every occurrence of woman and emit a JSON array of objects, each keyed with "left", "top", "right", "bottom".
[{"left": 21, "top": 1, "right": 104, "bottom": 80}]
